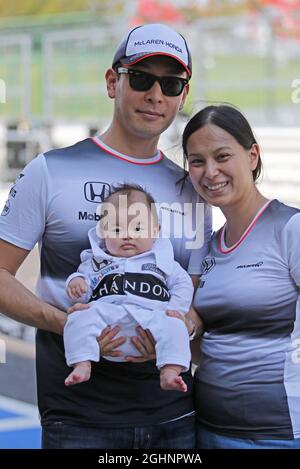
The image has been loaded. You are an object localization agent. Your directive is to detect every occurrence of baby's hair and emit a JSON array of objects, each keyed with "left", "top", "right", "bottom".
[
  {"left": 97, "top": 183, "right": 159, "bottom": 235},
  {"left": 106, "top": 182, "right": 155, "bottom": 204},
  {"left": 103, "top": 183, "right": 159, "bottom": 224}
]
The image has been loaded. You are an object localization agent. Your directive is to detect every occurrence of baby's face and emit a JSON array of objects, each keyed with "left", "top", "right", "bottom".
[{"left": 101, "top": 191, "right": 159, "bottom": 258}]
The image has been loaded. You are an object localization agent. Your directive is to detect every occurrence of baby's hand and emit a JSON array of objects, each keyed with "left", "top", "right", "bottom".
[{"left": 67, "top": 277, "right": 88, "bottom": 299}]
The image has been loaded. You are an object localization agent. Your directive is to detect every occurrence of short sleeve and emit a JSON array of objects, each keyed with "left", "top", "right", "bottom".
[
  {"left": 0, "top": 154, "right": 49, "bottom": 250},
  {"left": 188, "top": 203, "right": 212, "bottom": 275},
  {"left": 280, "top": 213, "right": 300, "bottom": 285}
]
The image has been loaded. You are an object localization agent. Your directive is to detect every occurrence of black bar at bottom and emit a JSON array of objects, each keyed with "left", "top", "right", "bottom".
[{"left": 0, "top": 449, "right": 299, "bottom": 466}]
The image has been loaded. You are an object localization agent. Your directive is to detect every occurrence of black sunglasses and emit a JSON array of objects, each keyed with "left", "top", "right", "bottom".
[{"left": 117, "top": 67, "right": 189, "bottom": 97}]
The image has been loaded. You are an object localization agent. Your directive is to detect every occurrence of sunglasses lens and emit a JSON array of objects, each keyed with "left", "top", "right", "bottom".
[
  {"left": 160, "top": 77, "right": 185, "bottom": 96},
  {"left": 129, "top": 72, "right": 155, "bottom": 91},
  {"left": 126, "top": 70, "right": 186, "bottom": 96}
]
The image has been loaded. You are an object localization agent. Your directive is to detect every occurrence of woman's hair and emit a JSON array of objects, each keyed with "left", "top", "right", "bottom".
[{"left": 182, "top": 104, "right": 262, "bottom": 182}]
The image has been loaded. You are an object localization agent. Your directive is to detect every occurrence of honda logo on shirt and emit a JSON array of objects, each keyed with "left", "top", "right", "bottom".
[{"left": 84, "top": 182, "right": 111, "bottom": 203}]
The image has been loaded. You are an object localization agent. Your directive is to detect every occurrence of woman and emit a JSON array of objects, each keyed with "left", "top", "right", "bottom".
[{"left": 182, "top": 105, "right": 300, "bottom": 449}]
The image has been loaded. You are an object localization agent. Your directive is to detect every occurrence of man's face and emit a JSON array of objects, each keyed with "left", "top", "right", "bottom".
[{"left": 106, "top": 56, "right": 189, "bottom": 142}]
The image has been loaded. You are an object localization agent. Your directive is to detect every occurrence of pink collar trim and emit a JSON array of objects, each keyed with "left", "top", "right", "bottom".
[
  {"left": 91, "top": 136, "right": 163, "bottom": 165},
  {"left": 218, "top": 200, "right": 272, "bottom": 254}
]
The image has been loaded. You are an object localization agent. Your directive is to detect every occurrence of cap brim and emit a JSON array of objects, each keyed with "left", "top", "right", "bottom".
[{"left": 121, "top": 52, "right": 191, "bottom": 77}]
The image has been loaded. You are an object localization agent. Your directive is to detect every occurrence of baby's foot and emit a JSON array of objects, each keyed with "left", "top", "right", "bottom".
[
  {"left": 160, "top": 365, "right": 187, "bottom": 392},
  {"left": 65, "top": 361, "right": 91, "bottom": 386}
]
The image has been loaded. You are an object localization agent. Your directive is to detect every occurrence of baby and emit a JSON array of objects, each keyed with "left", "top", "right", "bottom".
[{"left": 64, "top": 183, "right": 193, "bottom": 392}]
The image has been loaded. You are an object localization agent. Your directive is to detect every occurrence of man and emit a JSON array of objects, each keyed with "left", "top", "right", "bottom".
[{"left": 0, "top": 23, "right": 211, "bottom": 448}]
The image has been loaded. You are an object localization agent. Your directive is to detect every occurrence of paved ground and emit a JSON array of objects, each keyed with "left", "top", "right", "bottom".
[
  {"left": 0, "top": 333, "right": 40, "bottom": 448},
  {"left": 0, "top": 333, "right": 36, "bottom": 403},
  {"left": 0, "top": 395, "right": 41, "bottom": 449}
]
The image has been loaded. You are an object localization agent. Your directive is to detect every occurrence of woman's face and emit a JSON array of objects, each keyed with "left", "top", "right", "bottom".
[{"left": 186, "top": 123, "right": 259, "bottom": 208}]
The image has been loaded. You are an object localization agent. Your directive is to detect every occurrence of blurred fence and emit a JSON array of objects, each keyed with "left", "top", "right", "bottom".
[
  {"left": 190, "top": 15, "right": 300, "bottom": 126},
  {"left": 0, "top": 34, "right": 32, "bottom": 120},
  {"left": 256, "top": 127, "right": 300, "bottom": 208},
  {"left": 0, "top": 15, "right": 299, "bottom": 126},
  {"left": 42, "top": 27, "right": 118, "bottom": 124}
]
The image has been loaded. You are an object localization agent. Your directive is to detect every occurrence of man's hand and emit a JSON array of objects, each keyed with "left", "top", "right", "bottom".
[
  {"left": 96, "top": 325, "right": 126, "bottom": 357},
  {"left": 125, "top": 326, "right": 156, "bottom": 363},
  {"left": 67, "top": 302, "right": 90, "bottom": 315}
]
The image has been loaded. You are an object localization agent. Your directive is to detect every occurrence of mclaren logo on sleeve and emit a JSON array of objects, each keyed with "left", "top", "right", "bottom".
[
  {"left": 1, "top": 173, "right": 25, "bottom": 217},
  {"left": 90, "top": 273, "right": 170, "bottom": 302},
  {"left": 1, "top": 199, "right": 10, "bottom": 216}
]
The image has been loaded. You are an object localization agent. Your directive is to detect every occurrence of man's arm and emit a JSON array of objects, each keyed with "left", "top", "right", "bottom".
[{"left": 0, "top": 239, "right": 66, "bottom": 335}]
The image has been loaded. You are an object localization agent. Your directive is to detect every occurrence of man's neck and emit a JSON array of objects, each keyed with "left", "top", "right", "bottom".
[{"left": 100, "top": 126, "right": 160, "bottom": 159}]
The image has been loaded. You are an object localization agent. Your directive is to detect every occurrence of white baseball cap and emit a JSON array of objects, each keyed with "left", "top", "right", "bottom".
[{"left": 112, "top": 23, "right": 192, "bottom": 77}]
